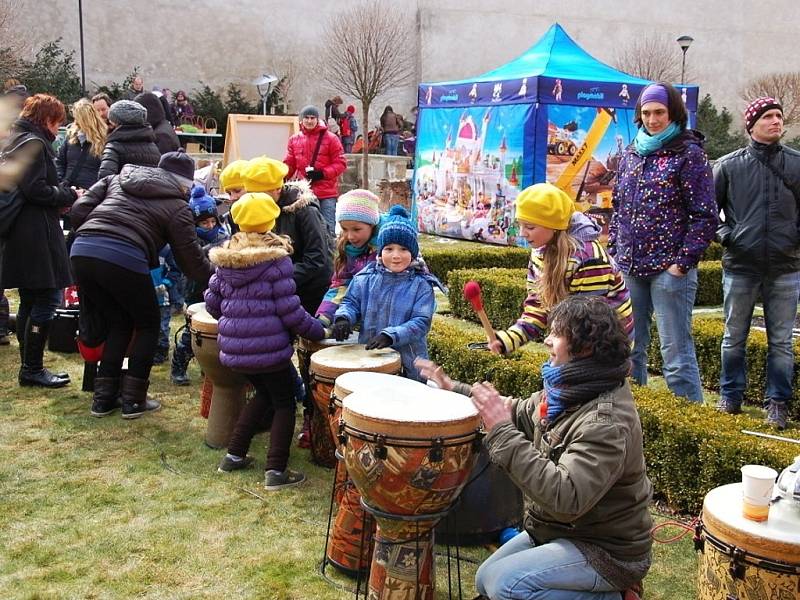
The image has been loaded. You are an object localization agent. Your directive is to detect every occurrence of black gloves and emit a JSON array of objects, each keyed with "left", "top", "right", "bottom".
[
  {"left": 365, "top": 333, "right": 392, "bottom": 350},
  {"left": 306, "top": 168, "right": 324, "bottom": 182},
  {"left": 332, "top": 319, "right": 352, "bottom": 342}
]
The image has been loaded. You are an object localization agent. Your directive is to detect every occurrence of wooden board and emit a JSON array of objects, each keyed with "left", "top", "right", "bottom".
[{"left": 222, "top": 114, "right": 299, "bottom": 167}]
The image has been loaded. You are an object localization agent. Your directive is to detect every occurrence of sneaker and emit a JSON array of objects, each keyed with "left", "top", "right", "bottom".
[
  {"left": 152, "top": 349, "right": 168, "bottom": 365},
  {"left": 716, "top": 397, "right": 742, "bottom": 415},
  {"left": 765, "top": 401, "right": 789, "bottom": 431},
  {"left": 297, "top": 413, "right": 311, "bottom": 449},
  {"left": 265, "top": 468, "right": 306, "bottom": 491},
  {"left": 170, "top": 371, "right": 191, "bottom": 386},
  {"left": 217, "top": 455, "right": 255, "bottom": 473}
]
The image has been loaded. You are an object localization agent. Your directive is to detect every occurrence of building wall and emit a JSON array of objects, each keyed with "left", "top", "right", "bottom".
[{"left": 13, "top": 0, "right": 799, "bottom": 129}]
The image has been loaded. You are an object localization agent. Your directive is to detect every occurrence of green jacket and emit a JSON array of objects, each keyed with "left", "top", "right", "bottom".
[{"left": 484, "top": 381, "right": 653, "bottom": 566}]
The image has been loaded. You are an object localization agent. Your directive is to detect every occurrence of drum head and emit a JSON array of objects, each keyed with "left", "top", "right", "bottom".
[
  {"left": 310, "top": 344, "right": 401, "bottom": 380},
  {"left": 186, "top": 302, "right": 205, "bottom": 318},
  {"left": 343, "top": 386, "right": 480, "bottom": 438},
  {"left": 703, "top": 483, "right": 800, "bottom": 563},
  {"left": 298, "top": 331, "right": 359, "bottom": 354},
  {"left": 333, "top": 371, "right": 424, "bottom": 401},
  {"left": 190, "top": 303, "right": 218, "bottom": 334}
]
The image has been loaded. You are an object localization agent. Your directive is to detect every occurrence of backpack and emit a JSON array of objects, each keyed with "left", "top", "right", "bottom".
[
  {"left": 339, "top": 115, "right": 352, "bottom": 137},
  {"left": 0, "top": 136, "right": 42, "bottom": 238}
]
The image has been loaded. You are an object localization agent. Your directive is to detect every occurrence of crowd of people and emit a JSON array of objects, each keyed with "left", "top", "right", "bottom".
[{"left": 0, "top": 75, "right": 797, "bottom": 599}]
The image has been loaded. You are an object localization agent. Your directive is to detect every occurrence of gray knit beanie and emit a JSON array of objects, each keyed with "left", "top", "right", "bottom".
[{"left": 108, "top": 100, "right": 147, "bottom": 126}]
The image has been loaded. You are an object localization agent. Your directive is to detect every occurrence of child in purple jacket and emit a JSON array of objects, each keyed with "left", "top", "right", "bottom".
[{"left": 205, "top": 192, "right": 324, "bottom": 490}]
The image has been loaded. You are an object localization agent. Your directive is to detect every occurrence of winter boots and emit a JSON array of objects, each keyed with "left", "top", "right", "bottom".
[
  {"left": 121, "top": 375, "right": 161, "bottom": 419},
  {"left": 90, "top": 376, "right": 121, "bottom": 417},
  {"left": 18, "top": 319, "right": 70, "bottom": 388}
]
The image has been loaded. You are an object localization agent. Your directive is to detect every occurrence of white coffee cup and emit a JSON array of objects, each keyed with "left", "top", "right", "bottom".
[{"left": 741, "top": 464, "right": 777, "bottom": 521}]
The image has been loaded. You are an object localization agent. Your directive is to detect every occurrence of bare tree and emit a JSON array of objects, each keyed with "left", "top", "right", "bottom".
[
  {"left": 613, "top": 32, "right": 690, "bottom": 83},
  {"left": 740, "top": 72, "right": 800, "bottom": 127},
  {"left": 316, "top": 0, "right": 415, "bottom": 185},
  {"left": 0, "top": 0, "right": 31, "bottom": 82}
]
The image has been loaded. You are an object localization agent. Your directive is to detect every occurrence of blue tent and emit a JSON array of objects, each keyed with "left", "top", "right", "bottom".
[{"left": 413, "top": 24, "right": 699, "bottom": 246}]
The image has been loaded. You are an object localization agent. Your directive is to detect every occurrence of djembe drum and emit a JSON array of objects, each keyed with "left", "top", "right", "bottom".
[
  {"left": 296, "top": 334, "right": 358, "bottom": 465},
  {"left": 697, "top": 483, "right": 800, "bottom": 599},
  {"left": 325, "top": 372, "right": 428, "bottom": 576},
  {"left": 189, "top": 303, "right": 248, "bottom": 449},
  {"left": 342, "top": 386, "right": 482, "bottom": 600},
  {"left": 309, "top": 344, "right": 401, "bottom": 468}
]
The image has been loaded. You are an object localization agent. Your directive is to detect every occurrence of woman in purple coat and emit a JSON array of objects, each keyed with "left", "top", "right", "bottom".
[{"left": 205, "top": 192, "right": 324, "bottom": 490}]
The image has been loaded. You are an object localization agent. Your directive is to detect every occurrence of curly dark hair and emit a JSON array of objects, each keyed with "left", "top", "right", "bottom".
[{"left": 549, "top": 296, "right": 631, "bottom": 366}]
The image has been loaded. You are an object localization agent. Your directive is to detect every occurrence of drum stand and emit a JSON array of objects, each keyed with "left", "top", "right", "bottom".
[{"left": 319, "top": 455, "right": 471, "bottom": 600}]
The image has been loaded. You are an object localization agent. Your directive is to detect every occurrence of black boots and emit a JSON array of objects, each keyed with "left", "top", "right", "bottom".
[
  {"left": 121, "top": 375, "right": 161, "bottom": 419},
  {"left": 170, "top": 344, "right": 192, "bottom": 386},
  {"left": 18, "top": 320, "right": 70, "bottom": 388},
  {"left": 90, "top": 376, "right": 121, "bottom": 417}
]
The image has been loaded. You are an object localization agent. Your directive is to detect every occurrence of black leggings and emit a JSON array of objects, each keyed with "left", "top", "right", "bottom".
[
  {"left": 228, "top": 367, "right": 295, "bottom": 472},
  {"left": 71, "top": 256, "right": 160, "bottom": 380}
]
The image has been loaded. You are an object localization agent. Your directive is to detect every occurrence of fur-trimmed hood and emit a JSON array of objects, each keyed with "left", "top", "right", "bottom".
[
  {"left": 209, "top": 231, "right": 292, "bottom": 269},
  {"left": 278, "top": 179, "right": 317, "bottom": 213}
]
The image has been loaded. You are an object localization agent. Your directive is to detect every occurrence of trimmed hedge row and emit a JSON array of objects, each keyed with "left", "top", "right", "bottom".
[
  {"left": 422, "top": 246, "right": 529, "bottom": 283},
  {"left": 647, "top": 317, "right": 800, "bottom": 417},
  {"left": 428, "top": 316, "right": 797, "bottom": 514},
  {"left": 446, "top": 261, "right": 724, "bottom": 328}
]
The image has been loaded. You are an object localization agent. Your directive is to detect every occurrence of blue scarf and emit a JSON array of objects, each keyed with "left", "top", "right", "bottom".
[
  {"left": 344, "top": 241, "right": 372, "bottom": 258},
  {"left": 196, "top": 225, "right": 223, "bottom": 243},
  {"left": 633, "top": 122, "right": 680, "bottom": 156},
  {"left": 541, "top": 361, "right": 567, "bottom": 422}
]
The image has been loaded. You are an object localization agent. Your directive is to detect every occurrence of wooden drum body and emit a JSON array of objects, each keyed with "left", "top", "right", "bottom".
[
  {"left": 189, "top": 304, "right": 248, "bottom": 449},
  {"left": 326, "top": 372, "right": 428, "bottom": 576},
  {"left": 698, "top": 483, "right": 800, "bottom": 600},
  {"left": 342, "top": 387, "right": 481, "bottom": 600},
  {"left": 309, "top": 344, "right": 400, "bottom": 468}
]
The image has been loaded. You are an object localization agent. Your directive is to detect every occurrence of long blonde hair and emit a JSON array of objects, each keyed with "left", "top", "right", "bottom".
[
  {"left": 67, "top": 98, "right": 107, "bottom": 157},
  {"left": 333, "top": 224, "right": 378, "bottom": 273},
  {"left": 538, "top": 229, "right": 579, "bottom": 310}
]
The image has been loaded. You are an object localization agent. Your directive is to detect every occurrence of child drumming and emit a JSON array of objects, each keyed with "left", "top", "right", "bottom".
[
  {"left": 331, "top": 205, "right": 444, "bottom": 382},
  {"left": 491, "top": 183, "right": 633, "bottom": 355},
  {"left": 170, "top": 185, "right": 229, "bottom": 385},
  {"left": 316, "top": 189, "right": 382, "bottom": 329},
  {"left": 205, "top": 192, "right": 324, "bottom": 490}
]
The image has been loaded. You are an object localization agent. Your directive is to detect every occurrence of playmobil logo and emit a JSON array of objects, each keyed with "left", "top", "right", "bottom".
[
  {"left": 439, "top": 89, "right": 459, "bottom": 102},
  {"left": 576, "top": 87, "right": 604, "bottom": 101}
]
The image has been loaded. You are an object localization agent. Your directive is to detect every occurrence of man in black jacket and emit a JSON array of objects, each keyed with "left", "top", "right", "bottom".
[{"left": 713, "top": 97, "right": 800, "bottom": 429}]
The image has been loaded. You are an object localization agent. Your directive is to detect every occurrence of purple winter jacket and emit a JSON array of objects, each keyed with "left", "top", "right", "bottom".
[
  {"left": 608, "top": 129, "right": 718, "bottom": 277},
  {"left": 204, "top": 232, "right": 324, "bottom": 372}
]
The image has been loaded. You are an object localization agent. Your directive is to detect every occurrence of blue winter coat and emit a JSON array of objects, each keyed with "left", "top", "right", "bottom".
[
  {"left": 334, "top": 261, "right": 445, "bottom": 381},
  {"left": 204, "top": 232, "right": 324, "bottom": 372}
]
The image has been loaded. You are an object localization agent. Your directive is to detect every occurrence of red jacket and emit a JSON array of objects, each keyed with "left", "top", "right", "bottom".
[{"left": 284, "top": 122, "right": 347, "bottom": 199}]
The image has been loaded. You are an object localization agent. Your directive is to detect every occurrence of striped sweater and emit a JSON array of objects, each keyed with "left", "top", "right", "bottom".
[{"left": 496, "top": 239, "right": 634, "bottom": 353}]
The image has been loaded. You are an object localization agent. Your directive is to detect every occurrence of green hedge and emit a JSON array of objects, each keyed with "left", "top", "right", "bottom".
[
  {"left": 647, "top": 317, "right": 800, "bottom": 417},
  {"left": 428, "top": 316, "right": 797, "bottom": 514},
  {"left": 422, "top": 246, "right": 529, "bottom": 283},
  {"left": 702, "top": 241, "right": 723, "bottom": 261},
  {"left": 447, "top": 262, "right": 724, "bottom": 328}
]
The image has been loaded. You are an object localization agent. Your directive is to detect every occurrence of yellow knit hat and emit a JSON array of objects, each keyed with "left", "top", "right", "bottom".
[
  {"left": 514, "top": 183, "right": 574, "bottom": 231},
  {"left": 230, "top": 193, "right": 281, "bottom": 233},
  {"left": 241, "top": 156, "right": 289, "bottom": 193},
  {"left": 218, "top": 160, "right": 248, "bottom": 192}
]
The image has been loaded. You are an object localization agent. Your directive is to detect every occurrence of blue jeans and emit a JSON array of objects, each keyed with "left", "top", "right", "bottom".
[
  {"left": 384, "top": 133, "right": 400, "bottom": 155},
  {"left": 318, "top": 197, "right": 336, "bottom": 235},
  {"left": 475, "top": 532, "right": 620, "bottom": 600},
  {"left": 624, "top": 269, "right": 703, "bottom": 401},
  {"left": 157, "top": 305, "right": 171, "bottom": 351},
  {"left": 721, "top": 270, "right": 799, "bottom": 407},
  {"left": 16, "top": 288, "right": 62, "bottom": 331}
]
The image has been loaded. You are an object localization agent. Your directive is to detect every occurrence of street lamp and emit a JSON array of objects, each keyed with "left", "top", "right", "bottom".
[
  {"left": 254, "top": 74, "right": 278, "bottom": 115},
  {"left": 78, "top": 0, "right": 86, "bottom": 95},
  {"left": 676, "top": 35, "right": 694, "bottom": 85}
]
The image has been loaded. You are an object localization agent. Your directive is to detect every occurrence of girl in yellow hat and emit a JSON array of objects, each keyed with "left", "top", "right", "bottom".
[{"left": 490, "top": 183, "right": 633, "bottom": 355}]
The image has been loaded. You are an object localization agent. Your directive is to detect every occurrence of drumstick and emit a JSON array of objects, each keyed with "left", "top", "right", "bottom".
[{"left": 463, "top": 280, "right": 498, "bottom": 345}]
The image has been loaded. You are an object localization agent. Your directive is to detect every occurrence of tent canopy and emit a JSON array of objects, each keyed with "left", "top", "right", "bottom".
[{"left": 419, "top": 23, "right": 698, "bottom": 110}]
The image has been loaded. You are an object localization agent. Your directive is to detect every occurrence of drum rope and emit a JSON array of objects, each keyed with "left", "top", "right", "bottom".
[{"left": 650, "top": 516, "right": 700, "bottom": 544}]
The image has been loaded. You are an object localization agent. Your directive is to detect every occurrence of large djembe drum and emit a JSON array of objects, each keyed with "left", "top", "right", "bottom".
[
  {"left": 342, "top": 386, "right": 482, "bottom": 600},
  {"left": 189, "top": 303, "right": 248, "bottom": 449},
  {"left": 309, "top": 344, "right": 401, "bottom": 468},
  {"left": 325, "top": 371, "right": 428, "bottom": 576},
  {"left": 697, "top": 483, "right": 800, "bottom": 599}
]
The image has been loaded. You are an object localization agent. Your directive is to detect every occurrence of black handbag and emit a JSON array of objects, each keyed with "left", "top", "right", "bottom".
[{"left": 0, "top": 136, "right": 43, "bottom": 238}]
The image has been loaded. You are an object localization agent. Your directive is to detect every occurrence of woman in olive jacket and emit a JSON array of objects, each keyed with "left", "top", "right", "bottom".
[
  {"left": 1, "top": 94, "right": 78, "bottom": 388},
  {"left": 417, "top": 296, "right": 652, "bottom": 600},
  {"left": 69, "top": 150, "right": 213, "bottom": 419}
]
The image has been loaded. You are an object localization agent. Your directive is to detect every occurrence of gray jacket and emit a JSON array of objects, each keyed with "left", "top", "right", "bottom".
[
  {"left": 714, "top": 141, "right": 800, "bottom": 276},
  {"left": 484, "top": 381, "right": 652, "bottom": 586}
]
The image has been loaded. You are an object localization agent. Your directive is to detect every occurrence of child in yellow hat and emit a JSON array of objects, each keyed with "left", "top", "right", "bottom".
[
  {"left": 204, "top": 192, "right": 325, "bottom": 490},
  {"left": 490, "top": 183, "right": 633, "bottom": 354}
]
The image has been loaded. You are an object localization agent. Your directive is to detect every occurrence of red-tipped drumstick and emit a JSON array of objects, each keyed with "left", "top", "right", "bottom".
[{"left": 463, "top": 280, "right": 498, "bottom": 345}]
